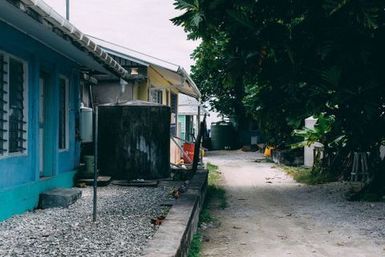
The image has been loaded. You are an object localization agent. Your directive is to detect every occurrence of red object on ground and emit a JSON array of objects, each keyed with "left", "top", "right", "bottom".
[{"left": 183, "top": 143, "right": 195, "bottom": 164}]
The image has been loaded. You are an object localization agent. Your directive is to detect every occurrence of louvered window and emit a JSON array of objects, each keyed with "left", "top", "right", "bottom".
[
  {"left": 0, "top": 52, "right": 27, "bottom": 157},
  {"left": 0, "top": 54, "right": 6, "bottom": 155},
  {"left": 8, "top": 58, "right": 26, "bottom": 153},
  {"left": 58, "top": 77, "right": 68, "bottom": 150}
]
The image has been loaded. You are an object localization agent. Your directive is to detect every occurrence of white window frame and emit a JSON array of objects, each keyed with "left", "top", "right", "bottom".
[
  {"left": 58, "top": 75, "right": 69, "bottom": 152},
  {"left": 149, "top": 87, "right": 164, "bottom": 104},
  {"left": 0, "top": 50, "right": 28, "bottom": 159}
]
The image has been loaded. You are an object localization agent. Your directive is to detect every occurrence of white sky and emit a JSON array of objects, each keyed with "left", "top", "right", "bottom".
[{"left": 44, "top": 0, "right": 198, "bottom": 73}]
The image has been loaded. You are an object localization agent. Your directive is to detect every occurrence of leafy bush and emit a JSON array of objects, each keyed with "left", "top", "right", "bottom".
[{"left": 282, "top": 166, "right": 336, "bottom": 185}]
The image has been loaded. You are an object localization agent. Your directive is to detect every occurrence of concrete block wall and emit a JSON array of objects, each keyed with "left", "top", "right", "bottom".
[{"left": 143, "top": 169, "right": 208, "bottom": 257}]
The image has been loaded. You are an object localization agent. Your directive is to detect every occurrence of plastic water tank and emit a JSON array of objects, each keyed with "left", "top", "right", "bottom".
[
  {"left": 80, "top": 107, "right": 93, "bottom": 143},
  {"left": 211, "top": 121, "right": 237, "bottom": 150}
]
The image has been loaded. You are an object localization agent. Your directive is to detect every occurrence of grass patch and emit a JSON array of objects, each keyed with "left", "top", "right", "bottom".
[
  {"left": 282, "top": 165, "right": 335, "bottom": 185},
  {"left": 188, "top": 233, "right": 202, "bottom": 257},
  {"left": 207, "top": 163, "right": 220, "bottom": 185},
  {"left": 198, "top": 163, "right": 227, "bottom": 224},
  {"left": 187, "top": 162, "right": 227, "bottom": 257},
  {"left": 199, "top": 208, "right": 215, "bottom": 223},
  {"left": 206, "top": 163, "right": 228, "bottom": 209}
]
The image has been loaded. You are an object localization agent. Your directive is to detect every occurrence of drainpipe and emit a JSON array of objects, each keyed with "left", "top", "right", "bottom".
[{"left": 65, "top": 0, "right": 70, "bottom": 20}]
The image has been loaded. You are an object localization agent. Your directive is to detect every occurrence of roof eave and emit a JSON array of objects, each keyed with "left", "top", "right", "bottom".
[
  {"left": 177, "top": 67, "right": 201, "bottom": 99},
  {"left": 14, "top": 0, "right": 129, "bottom": 79}
]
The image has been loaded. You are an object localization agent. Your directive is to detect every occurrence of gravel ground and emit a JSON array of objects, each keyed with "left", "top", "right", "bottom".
[{"left": 0, "top": 183, "right": 177, "bottom": 257}]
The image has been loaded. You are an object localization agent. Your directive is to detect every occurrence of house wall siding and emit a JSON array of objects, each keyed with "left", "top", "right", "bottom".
[{"left": 0, "top": 21, "right": 80, "bottom": 220}]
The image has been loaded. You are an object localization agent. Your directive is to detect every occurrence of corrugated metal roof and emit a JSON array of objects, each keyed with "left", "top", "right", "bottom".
[
  {"left": 89, "top": 35, "right": 181, "bottom": 72},
  {"left": 178, "top": 95, "right": 208, "bottom": 116},
  {"left": 89, "top": 35, "right": 201, "bottom": 99},
  {"left": 1, "top": 0, "right": 129, "bottom": 79}
]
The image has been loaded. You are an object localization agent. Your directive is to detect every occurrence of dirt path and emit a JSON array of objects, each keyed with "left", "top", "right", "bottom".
[{"left": 201, "top": 150, "right": 385, "bottom": 257}]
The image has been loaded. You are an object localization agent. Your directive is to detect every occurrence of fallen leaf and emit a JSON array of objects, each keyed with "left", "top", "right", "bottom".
[
  {"left": 151, "top": 218, "right": 164, "bottom": 226},
  {"left": 171, "top": 190, "right": 180, "bottom": 199}
]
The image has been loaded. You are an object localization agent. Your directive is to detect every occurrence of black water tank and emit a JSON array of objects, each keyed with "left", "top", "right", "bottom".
[
  {"left": 98, "top": 101, "right": 171, "bottom": 180},
  {"left": 211, "top": 121, "right": 237, "bottom": 150}
]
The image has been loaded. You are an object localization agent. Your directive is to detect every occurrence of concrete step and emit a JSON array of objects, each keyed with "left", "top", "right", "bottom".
[
  {"left": 39, "top": 188, "right": 82, "bottom": 209},
  {"left": 111, "top": 180, "right": 159, "bottom": 187},
  {"left": 78, "top": 176, "right": 112, "bottom": 187}
]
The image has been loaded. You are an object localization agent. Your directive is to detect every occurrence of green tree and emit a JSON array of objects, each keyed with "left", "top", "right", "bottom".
[{"left": 173, "top": 0, "right": 385, "bottom": 188}]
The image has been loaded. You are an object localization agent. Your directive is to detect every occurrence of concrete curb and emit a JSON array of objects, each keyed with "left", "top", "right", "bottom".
[{"left": 143, "top": 169, "right": 208, "bottom": 257}]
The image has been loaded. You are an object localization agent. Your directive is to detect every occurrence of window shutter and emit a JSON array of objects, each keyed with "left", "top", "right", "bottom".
[
  {"left": 0, "top": 55, "right": 7, "bottom": 154},
  {"left": 9, "top": 58, "right": 26, "bottom": 153}
]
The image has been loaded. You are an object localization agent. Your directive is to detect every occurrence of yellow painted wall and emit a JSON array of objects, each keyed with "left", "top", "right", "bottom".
[
  {"left": 148, "top": 67, "right": 170, "bottom": 90},
  {"left": 133, "top": 67, "right": 179, "bottom": 107},
  {"left": 133, "top": 80, "right": 148, "bottom": 101},
  {"left": 148, "top": 68, "right": 177, "bottom": 106},
  {"left": 163, "top": 89, "right": 169, "bottom": 106}
]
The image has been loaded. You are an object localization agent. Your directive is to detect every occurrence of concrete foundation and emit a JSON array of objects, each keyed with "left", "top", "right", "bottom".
[{"left": 39, "top": 188, "right": 82, "bottom": 209}]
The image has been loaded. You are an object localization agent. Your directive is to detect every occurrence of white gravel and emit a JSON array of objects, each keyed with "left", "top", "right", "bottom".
[{"left": 0, "top": 184, "right": 176, "bottom": 257}]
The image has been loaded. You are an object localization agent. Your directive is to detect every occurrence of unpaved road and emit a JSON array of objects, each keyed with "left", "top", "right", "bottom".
[{"left": 201, "top": 150, "right": 385, "bottom": 257}]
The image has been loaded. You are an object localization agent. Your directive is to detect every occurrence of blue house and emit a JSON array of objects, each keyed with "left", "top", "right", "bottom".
[{"left": 0, "top": 0, "right": 129, "bottom": 221}]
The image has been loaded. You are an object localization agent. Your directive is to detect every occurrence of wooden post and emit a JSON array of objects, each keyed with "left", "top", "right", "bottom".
[
  {"left": 192, "top": 114, "right": 206, "bottom": 172},
  {"left": 92, "top": 106, "right": 98, "bottom": 222}
]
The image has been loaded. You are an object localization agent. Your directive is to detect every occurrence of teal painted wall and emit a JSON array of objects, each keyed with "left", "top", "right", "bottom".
[
  {"left": 178, "top": 115, "right": 194, "bottom": 142},
  {"left": 0, "top": 21, "right": 81, "bottom": 220},
  {"left": 0, "top": 171, "right": 76, "bottom": 221}
]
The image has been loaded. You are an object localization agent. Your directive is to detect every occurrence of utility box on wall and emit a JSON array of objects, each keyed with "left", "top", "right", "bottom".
[
  {"left": 80, "top": 107, "right": 93, "bottom": 143},
  {"left": 98, "top": 101, "right": 171, "bottom": 180}
]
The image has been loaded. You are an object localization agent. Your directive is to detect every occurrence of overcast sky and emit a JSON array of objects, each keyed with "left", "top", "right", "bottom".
[{"left": 44, "top": 0, "right": 198, "bottom": 73}]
